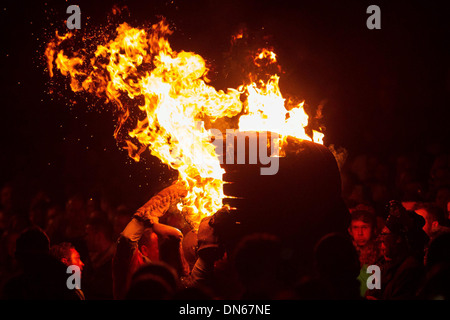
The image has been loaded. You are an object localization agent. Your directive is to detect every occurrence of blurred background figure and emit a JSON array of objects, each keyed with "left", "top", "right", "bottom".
[
  {"left": 83, "top": 216, "right": 116, "bottom": 300},
  {"left": 311, "top": 233, "right": 361, "bottom": 300},
  {"left": 112, "top": 205, "right": 134, "bottom": 240},
  {"left": 417, "top": 232, "right": 450, "bottom": 300},
  {"left": 232, "top": 233, "right": 291, "bottom": 300},
  {"left": 64, "top": 194, "right": 89, "bottom": 242},
  {"left": 367, "top": 201, "right": 428, "bottom": 300},
  {"left": 125, "top": 262, "right": 179, "bottom": 300},
  {"left": 434, "top": 186, "right": 450, "bottom": 219},
  {"left": 28, "top": 191, "right": 51, "bottom": 230}
]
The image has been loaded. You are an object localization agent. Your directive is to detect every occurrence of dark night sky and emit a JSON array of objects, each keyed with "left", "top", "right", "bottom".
[{"left": 0, "top": 0, "right": 449, "bottom": 208}]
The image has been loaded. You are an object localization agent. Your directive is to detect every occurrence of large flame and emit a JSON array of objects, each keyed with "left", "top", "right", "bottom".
[{"left": 45, "top": 20, "right": 324, "bottom": 230}]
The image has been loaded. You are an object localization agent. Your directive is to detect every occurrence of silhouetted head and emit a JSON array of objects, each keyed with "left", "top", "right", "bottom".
[
  {"left": 426, "top": 232, "right": 450, "bottom": 269},
  {"left": 125, "top": 261, "right": 179, "bottom": 300},
  {"left": 15, "top": 226, "right": 50, "bottom": 265},
  {"left": 85, "top": 216, "right": 114, "bottom": 252},
  {"left": 314, "top": 232, "right": 360, "bottom": 280},
  {"left": 125, "top": 274, "right": 173, "bottom": 300},
  {"left": 233, "top": 233, "right": 287, "bottom": 298}
]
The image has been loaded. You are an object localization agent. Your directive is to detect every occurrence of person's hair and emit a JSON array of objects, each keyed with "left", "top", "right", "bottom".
[
  {"left": 131, "top": 261, "right": 179, "bottom": 292},
  {"left": 125, "top": 274, "right": 173, "bottom": 300},
  {"left": 50, "top": 242, "right": 75, "bottom": 262},
  {"left": 314, "top": 232, "right": 360, "bottom": 279},
  {"left": 232, "top": 233, "right": 283, "bottom": 287},
  {"left": 414, "top": 202, "right": 448, "bottom": 226},
  {"left": 312, "top": 232, "right": 362, "bottom": 300},
  {"left": 349, "top": 209, "right": 377, "bottom": 229}
]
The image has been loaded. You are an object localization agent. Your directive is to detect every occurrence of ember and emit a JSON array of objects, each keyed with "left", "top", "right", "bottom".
[{"left": 1, "top": 1, "right": 448, "bottom": 304}]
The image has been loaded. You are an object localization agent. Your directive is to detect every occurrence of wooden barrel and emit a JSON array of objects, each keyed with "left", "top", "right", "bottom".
[{"left": 215, "top": 131, "right": 350, "bottom": 272}]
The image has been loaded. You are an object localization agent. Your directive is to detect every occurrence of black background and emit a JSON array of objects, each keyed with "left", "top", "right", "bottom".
[{"left": 0, "top": 0, "right": 449, "bottom": 209}]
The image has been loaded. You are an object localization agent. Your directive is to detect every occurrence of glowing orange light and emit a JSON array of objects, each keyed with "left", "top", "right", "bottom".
[{"left": 45, "top": 20, "right": 324, "bottom": 230}]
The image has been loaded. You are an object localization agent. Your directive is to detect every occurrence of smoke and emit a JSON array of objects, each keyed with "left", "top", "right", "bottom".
[{"left": 328, "top": 144, "right": 348, "bottom": 172}]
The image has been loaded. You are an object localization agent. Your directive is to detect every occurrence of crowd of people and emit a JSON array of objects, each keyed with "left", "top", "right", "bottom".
[{"left": 0, "top": 142, "right": 449, "bottom": 300}]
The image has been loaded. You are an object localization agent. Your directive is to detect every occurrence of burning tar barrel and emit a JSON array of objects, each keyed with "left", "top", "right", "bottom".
[{"left": 216, "top": 131, "right": 350, "bottom": 272}]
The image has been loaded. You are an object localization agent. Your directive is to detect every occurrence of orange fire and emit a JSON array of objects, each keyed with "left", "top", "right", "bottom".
[{"left": 45, "top": 20, "right": 324, "bottom": 230}]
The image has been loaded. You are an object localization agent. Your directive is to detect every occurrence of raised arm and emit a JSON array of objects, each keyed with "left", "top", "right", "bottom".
[
  {"left": 121, "top": 182, "right": 187, "bottom": 242},
  {"left": 113, "top": 182, "right": 187, "bottom": 299}
]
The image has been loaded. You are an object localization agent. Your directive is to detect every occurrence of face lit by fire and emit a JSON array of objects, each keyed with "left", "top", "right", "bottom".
[
  {"left": 62, "top": 248, "right": 85, "bottom": 274},
  {"left": 349, "top": 220, "right": 373, "bottom": 247}
]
